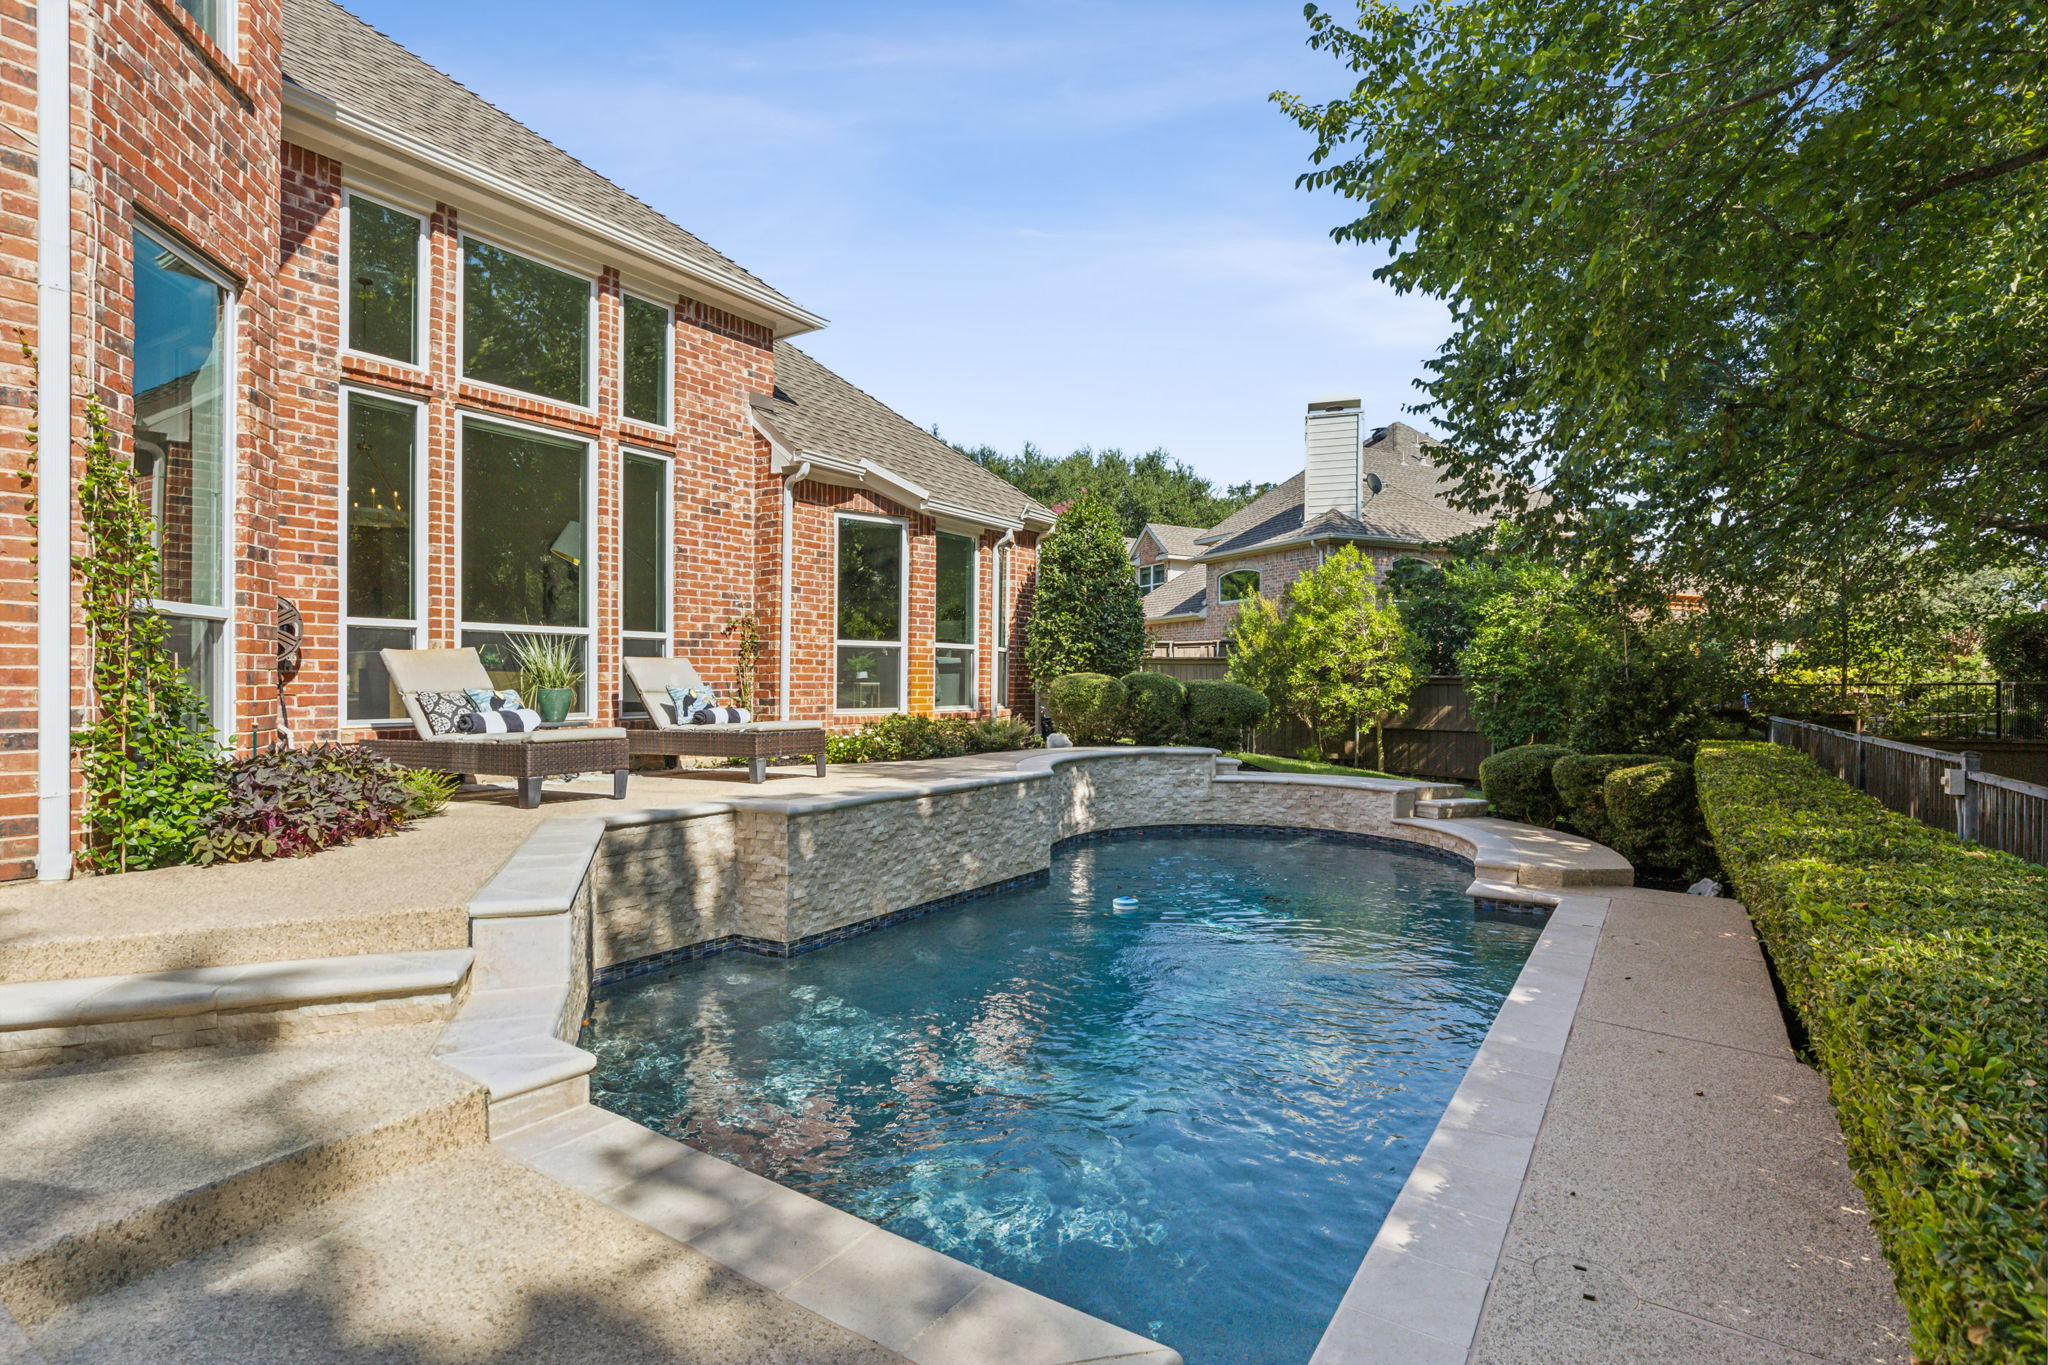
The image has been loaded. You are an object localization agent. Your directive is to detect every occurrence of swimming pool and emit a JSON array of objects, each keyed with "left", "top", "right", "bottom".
[{"left": 585, "top": 829, "right": 1541, "bottom": 1364}]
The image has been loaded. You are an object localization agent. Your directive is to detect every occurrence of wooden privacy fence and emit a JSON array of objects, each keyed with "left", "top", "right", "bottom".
[
  {"left": 1132, "top": 666, "right": 1491, "bottom": 781},
  {"left": 1770, "top": 716, "right": 2048, "bottom": 867}
]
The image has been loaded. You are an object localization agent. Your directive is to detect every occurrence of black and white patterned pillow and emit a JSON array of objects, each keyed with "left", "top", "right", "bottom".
[{"left": 415, "top": 690, "right": 478, "bottom": 736}]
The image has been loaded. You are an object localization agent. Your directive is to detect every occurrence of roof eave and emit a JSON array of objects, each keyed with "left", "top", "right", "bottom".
[
  {"left": 283, "top": 83, "right": 827, "bottom": 340},
  {"left": 1196, "top": 530, "right": 1435, "bottom": 564},
  {"left": 752, "top": 409, "right": 1036, "bottom": 533}
]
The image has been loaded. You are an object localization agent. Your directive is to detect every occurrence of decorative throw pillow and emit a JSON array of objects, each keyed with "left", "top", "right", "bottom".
[
  {"left": 665, "top": 685, "right": 715, "bottom": 723},
  {"left": 415, "top": 690, "right": 478, "bottom": 736},
  {"left": 463, "top": 687, "right": 525, "bottom": 712}
]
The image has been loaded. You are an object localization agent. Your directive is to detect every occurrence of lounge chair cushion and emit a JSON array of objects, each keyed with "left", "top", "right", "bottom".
[
  {"left": 416, "top": 690, "right": 478, "bottom": 736},
  {"left": 433, "top": 726, "right": 630, "bottom": 745}
]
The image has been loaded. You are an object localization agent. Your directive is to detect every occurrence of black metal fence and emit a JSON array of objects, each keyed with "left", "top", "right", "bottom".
[
  {"left": 1770, "top": 716, "right": 2048, "bottom": 867},
  {"left": 1766, "top": 681, "right": 2048, "bottom": 741}
]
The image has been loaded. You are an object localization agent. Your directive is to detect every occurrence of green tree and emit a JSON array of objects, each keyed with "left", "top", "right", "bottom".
[
  {"left": 1458, "top": 563, "right": 1605, "bottom": 748},
  {"left": 1227, "top": 546, "right": 1419, "bottom": 766},
  {"left": 1023, "top": 493, "right": 1148, "bottom": 689},
  {"left": 960, "top": 441, "right": 1269, "bottom": 537},
  {"left": 1277, "top": 0, "right": 2048, "bottom": 588}
]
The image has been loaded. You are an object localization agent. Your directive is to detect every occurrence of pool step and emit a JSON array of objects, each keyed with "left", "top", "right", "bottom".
[
  {"left": 23, "top": 1148, "right": 904, "bottom": 1365},
  {"left": 1415, "top": 796, "right": 1489, "bottom": 819},
  {"left": 0, "top": 1032, "right": 483, "bottom": 1327}
]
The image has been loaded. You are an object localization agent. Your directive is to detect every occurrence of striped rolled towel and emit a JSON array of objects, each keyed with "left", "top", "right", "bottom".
[{"left": 456, "top": 706, "right": 545, "bottom": 734}]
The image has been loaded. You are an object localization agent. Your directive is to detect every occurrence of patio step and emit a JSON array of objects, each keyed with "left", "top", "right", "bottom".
[
  {"left": 1414, "top": 796, "right": 1489, "bottom": 819},
  {"left": 21, "top": 1148, "right": 904, "bottom": 1365},
  {"left": 0, "top": 1032, "right": 484, "bottom": 1327}
]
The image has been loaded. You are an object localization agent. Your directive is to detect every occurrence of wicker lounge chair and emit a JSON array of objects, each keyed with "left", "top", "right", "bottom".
[
  {"left": 623, "top": 656, "right": 828, "bottom": 783},
  {"left": 362, "top": 647, "right": 631, "bottom": 809}
]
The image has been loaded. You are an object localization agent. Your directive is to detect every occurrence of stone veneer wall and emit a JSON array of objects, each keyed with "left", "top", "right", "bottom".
[{"left": 582, "top": 751, "right": 1441, "bottom": 972}]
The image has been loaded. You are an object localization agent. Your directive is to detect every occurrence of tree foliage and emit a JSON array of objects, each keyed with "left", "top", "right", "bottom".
[
  {"left": 1278, "top": 0, "right": 2048, "bottom": 587},
  {"left": 1226, "top": 546, "right": 1419, "bottom": 763},
  {"left": 1023, "top": 494, "right": 1148, "bottom": 687},
  {"left": 962, "top": 441, "right": 1269, "bottom": 537}
]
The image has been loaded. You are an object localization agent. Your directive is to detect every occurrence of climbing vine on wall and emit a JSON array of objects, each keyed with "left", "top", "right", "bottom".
[
  {"left": 71, "top": 393, "right": 223, "bottom": 872},
  {"left": 725, "top": 612, "right": 763, "bottom": 713}
]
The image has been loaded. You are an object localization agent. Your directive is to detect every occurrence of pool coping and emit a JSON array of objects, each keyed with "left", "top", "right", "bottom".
[{"left": 436, "top": 751, "right": 1633, "bottom": 1364}]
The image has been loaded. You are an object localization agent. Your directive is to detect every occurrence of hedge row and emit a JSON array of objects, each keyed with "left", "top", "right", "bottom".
[
  {"left": 1041, "top": 672, "right": 1269, "bottom": 749},
  {"left": 1478, "top": 743, "right": 1716, "bottom": 880},
  {"left": 1694, "top": 742, "right": 2047, "bottom": 1364}
]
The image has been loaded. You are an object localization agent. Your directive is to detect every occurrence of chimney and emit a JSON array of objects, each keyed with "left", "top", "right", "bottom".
[{"left": 1304, "top": 396, "right": 1363, "bottom": 519}]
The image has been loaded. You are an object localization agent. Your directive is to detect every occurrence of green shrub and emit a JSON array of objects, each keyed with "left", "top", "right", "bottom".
[
  {"left": 821, "top": 714, "right": 1042, "bottom": 766},
  {"left": 189, "top": 745, "right": 445, "bottom": 865},
  {"left": 1120, "top": 671, "right": 1187, "bottom": 745},
  {"left": 1044, "top": 673, "right": 1129, "bottom": 744},
  {"left": 1551, "top": 752, "right": 1657, "bottom": 845},
  {"left": 1477, "top": 744, "right": 1572, "bottom": 824},
  {"left": 1602, "top": 759, "right": 1716, "bottom": 879},
  {"left": 1183, "top": 680, "right": 1269, "bottom": 750},
  {"left": 1696, "top": 743, "right": 2048, "bottom": 1364}
]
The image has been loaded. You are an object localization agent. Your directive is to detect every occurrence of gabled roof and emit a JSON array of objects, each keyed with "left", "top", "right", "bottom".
[
  {"left": 1137, "top": 523, "right": 1206, "bottom": 560},
  {"left": 281, "top": 0, "right": 814, "bottom": 331},
  {"left": 1194, "top": 422, "right": 1491, "bottom": 558},
  {"left": 1143, "top": 573, "right": 1207, "bottom": 621},
  {"left": 752, "top": 344, "right": 1055, "bottom": 530}
]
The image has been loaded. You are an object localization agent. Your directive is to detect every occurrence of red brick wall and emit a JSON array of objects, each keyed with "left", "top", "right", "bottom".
[
  {"left": 776, "top": 480, "right": 1037, "bottom": 727},
  {"left": 269, "top": 145, "right": 778, "bottom": 741}
]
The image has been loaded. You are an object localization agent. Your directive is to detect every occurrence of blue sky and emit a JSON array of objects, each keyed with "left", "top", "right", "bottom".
[{"left": 342, "top": 0, "right": 1449, "bottom": 490}]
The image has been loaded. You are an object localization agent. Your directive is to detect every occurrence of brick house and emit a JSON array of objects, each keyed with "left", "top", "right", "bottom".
[
  {"left": 3, "top": 0, "right": 1050, "bottom": 882},
  {"left": 1141, "top": 399, "right": 1491, "bottom": 649}
]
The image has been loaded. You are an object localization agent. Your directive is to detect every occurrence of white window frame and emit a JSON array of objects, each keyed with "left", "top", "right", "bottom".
[
  {"left": 618, "top": 447, "right": 673, "bottom": 715},
  {"left": 933, "top": 530, "right": 977, "bottom": 712},
  {"left": 833, "top": 513, "right": 909, "bottom": 715},
  {"left": 618, "top": 291, "right": 675, "bottom": 432},
  {"left": 453, "top": 410, "right": 597, "bottom": 719},
  {"left": 134, "top": 222, "right": 235, "bottom": 741},
  {"left": 340, "top": 190, "right": 429, "bottom": 371},
  {"left": 457, "top": 231, "right": 598, "bottom": 412},
  {"left": 1136, "top": 562, "right": 1168, "bottom": 594},
  {"left": 338, "top": 386, "right": 429, "bottom": 726},
  {"left": 175, "top": 0, "right": 236, "bottom": 58},
  {"left": 1219, "top": 568, "right": 1262, "bottom": 604},
  {"left": 994, "top": 545, "right": 1011, "bottom": 711}
]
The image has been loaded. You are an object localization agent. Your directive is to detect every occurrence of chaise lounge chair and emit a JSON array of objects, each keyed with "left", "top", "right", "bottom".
[
  {"left": 623, "top": 655, "right": 829, "bottom": 784},
  {"left": 363, "top": 647, "right": 631, "bottom": 809}
]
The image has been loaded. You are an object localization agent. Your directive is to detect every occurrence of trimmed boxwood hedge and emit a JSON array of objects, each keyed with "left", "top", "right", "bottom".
[
  {"left": 1694, "top": 742, "right": 2048, "bottom": 1364},
  {"left": 1478, "top": 743, "right": 1572, "bottom": 825},
  {"left": 1552, "top": 751, "right": 1658, "bottom": 844}
]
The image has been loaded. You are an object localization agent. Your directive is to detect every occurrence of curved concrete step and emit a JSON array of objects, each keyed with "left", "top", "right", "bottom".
[
  {"left": 0, "top": 950, "right": 474, "bottom": 1072},
  {"left": 1415, "top": 797, "right": 1489, "bottom": 819},
  {"left": 0, "top": 1036, "right": 484, "bottom": 1326}
]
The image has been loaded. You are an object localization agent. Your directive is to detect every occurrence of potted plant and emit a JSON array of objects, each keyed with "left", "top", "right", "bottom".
[
  {"left": 845, "top": 651, "right": 878, "bottom": 681},
  {"left": 511, "top": 634, "right": 582, "bottom": 723}
]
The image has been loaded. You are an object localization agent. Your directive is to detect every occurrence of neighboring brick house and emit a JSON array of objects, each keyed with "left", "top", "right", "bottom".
[
  {"left": 1142, "top": 400, "right": 1491, "bottom": 648},
  {"left": 1130, "top": 522, "right": 1205, "bottom": 596},
  {"left": 4, "top": 0, "right": 1049, "bottom": 881}
]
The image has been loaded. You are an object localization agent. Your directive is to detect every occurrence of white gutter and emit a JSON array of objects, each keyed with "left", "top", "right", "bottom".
[
  {"left": 35, "top": 0, "right": 73, "bottom": 881},
  {"left": 777, "top": 461, "right": 811, "bottom": 721}
]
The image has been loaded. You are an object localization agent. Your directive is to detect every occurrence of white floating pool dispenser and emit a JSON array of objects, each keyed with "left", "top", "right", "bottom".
[{"left": 1111, "top": 896, "right": 1139, "bottom": 912}]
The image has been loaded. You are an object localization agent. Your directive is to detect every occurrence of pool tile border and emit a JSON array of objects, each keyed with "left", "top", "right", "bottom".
[{"left": 1308, "top": 892, "right": 1612, "bottom": 1365}]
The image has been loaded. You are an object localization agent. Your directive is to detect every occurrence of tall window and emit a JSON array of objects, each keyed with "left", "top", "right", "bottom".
[
  {"left": 994, "top": 545, "right": 1011, "bottom": 710},
  {"left": 346, "top": 196, "right": 421, "bottom": 365},
  {"left": 836, "top": 517, "right": 904, "bottom": 711},
  {"left": 934, "top": 531, "right": 976, "bottom": 709},
  {"left": 133, "top": 227, "right": 230, "bottom": 730},
  {"left": 460, "top": 419, "right": 590, "bottom": 711},
  {"left": 621, "top": 295, "right": 670, "bottom": 427},
  {"left": 619, "top": 451, "right": 670, "bottom": 713},
  {"left": 1219, "top": 569, "right": 1261, "bottom": 603},
  {"left": 462, "top": 238, "right": 591, "bottom": 406},
  {"left": 342, "top": 392, "right": 422, "bottom": 721}
]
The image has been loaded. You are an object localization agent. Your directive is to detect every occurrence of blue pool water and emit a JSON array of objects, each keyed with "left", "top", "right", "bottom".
[{"left": 585, "top": 831, "right": 1541, "bottom": 1364}]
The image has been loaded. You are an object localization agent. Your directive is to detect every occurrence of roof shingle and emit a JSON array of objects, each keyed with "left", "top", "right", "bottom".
[{"left": 752, "top": 344, "right": 1054, "bottom": 528}]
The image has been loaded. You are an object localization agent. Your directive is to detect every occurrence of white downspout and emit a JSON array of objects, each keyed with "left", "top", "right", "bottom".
[
  {"left": 993, "top": 527, "right": 1015, "bottom": 711},
  {"left": 35, "top": 0, "right": 74, "bottom": 880},
  {"left": 777, "top": 461, "right": 810, "bottom": 720}
]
